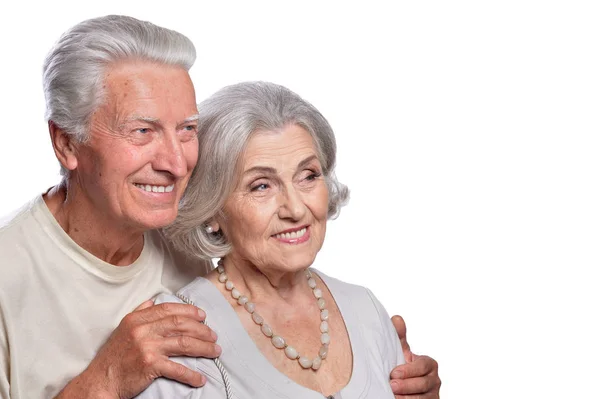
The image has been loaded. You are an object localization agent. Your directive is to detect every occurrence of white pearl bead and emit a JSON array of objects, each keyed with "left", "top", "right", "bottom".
[
  {"left": 312, "top": 356, "right": 322, "bottom": 370},
  {"left": 261, "top": 323, "right": 273, "bottom": 337},
  {"left": 320, "top": 321, "right": 328, "bottom": 333},
  {"left": 298, "top": 356, "right": 313, "bottom": 369},
  {"left": 317, "top": 298, "right": 326, "bottom": 309},
  {"left": 215, "top": 260, "right": 332, "bottom": 372},
  {"left": 319, "top": 344, "right": 329, "bottom": 359},
  {"left": 252, "top": 312, "right": 264, "bottom": 325},
  {"left": 271, "top": 335, "right": 286, "bottom": 348},
  {"left": 285, "top": 346, "right": 298, "bottom": 360}
]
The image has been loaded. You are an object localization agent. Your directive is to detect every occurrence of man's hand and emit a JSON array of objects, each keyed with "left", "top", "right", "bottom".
[
  {"left": 55, "top": 300, "right": 221, "bottom": 399},
  {"left": 390, "top": 315, "right": 441, "bottom": 398}
]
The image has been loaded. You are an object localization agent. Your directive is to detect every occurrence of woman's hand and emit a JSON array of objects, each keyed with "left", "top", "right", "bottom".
[{"left": 390, "top": 315, "right": 441, "bottom": 398}]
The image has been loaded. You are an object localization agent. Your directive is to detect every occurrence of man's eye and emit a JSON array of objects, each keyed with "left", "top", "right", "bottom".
[
  {"left": 183, "top": 125, "right": 198, "bottom": 132},
  {"left": 136, "top": 128, "right": 149, "bottom": 134}
]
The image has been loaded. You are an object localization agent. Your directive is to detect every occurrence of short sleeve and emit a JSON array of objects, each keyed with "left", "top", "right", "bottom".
[{"left": 366, "top": 288, "right": 406, "bottom": 371}]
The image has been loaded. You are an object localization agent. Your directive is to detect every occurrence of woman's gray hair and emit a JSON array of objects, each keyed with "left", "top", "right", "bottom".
[
  {"left": 166, "top": 81, "right": 350, "bottom": 260},
  {"left": 43, "top": 15, "right": 196, "bottom": 175}
]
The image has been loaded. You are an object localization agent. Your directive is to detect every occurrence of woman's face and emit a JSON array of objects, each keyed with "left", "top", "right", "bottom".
[{"left": 219, "top": 124, "right": 329, "bottom": 274}]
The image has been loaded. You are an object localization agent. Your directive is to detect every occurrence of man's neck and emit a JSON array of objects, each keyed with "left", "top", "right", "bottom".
[{"left": 43, "top": 183, "right": 145, "bottom": 266}]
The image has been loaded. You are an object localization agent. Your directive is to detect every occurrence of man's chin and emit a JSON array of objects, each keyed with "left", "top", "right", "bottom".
[{"left": 133, "top": 210, "right": 178, "bottom": 231}]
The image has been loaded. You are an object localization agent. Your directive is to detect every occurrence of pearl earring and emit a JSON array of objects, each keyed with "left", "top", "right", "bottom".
[{"left": 205, "top": 225, "right": 214, "bottom": 234}]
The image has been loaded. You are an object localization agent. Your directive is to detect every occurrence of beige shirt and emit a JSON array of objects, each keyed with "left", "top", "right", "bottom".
[{"left": 0, "top": 196, "right": 211, "bottom": 399}]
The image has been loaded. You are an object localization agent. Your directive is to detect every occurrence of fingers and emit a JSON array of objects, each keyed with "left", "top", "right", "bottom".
[
  {"left": 390, "top": 355, "right": 441, "bottom": 397},
  {"left": 134, "top": 299, "right": 155, "bottom": 311},
  {"left": 391, "top": 375, "right": 436, "bottom": 396},
  {"left": 160, "top": 335, "right": 222, "bottom": 359},
  {"left": 125, "top": 306, "right": 221, "bottom": 358},
  {"left": 392, "top": 355, "right": 437, "bottom": 379},
  {"left": 391, "top": 315, "right": 413, "bottom": 362},
  {"left": 157, "top": 358, "right": 206, "bottom": 388},
  {"left": 392, "top": 315, "right": 407, "bottom": 342},
  {"left": 149, "top": 315, "right": 217, "bottom": 342},
  {"left": 132, "top": 302, "right": 207, "bottom": 324}
]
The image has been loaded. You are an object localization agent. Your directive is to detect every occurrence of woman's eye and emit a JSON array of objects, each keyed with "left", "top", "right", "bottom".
[
  {"left": 251, "top": 183, "right": 269, "bottom": 192},
  {"left": 304, "top": 171, "right": 322, "bottom": 181}
]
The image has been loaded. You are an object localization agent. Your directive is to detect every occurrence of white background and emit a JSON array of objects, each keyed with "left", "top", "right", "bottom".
[{"left": 1, "top": 1, "right": 598, "bottom": 398}]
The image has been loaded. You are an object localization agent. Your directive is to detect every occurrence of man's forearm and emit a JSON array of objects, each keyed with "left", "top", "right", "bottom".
[{"left": 54, "top": 370, "right": 115, "bottom": 399}]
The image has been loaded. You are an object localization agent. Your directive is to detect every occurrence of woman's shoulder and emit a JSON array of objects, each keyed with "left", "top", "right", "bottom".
[
  {"left": 311, "top": 268, "right": 397, "bottom": 337},
  {"left": 311, "top": 268, "right": 375, "bottom": 302},
  {"left": 156, "top": 276, "right": 225, "bottom": 311}
]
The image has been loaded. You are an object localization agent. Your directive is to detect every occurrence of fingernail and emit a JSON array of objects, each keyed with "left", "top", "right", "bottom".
[
  {"left": 211, "top": 330, "right": 218, "bottom": 341},
  {"left": 392, "top": 370, "right": 403, "bottom": 379},
  {"left": 390, "top": 380, "right": 399, "bottom": 390},
  {"left": 214, "top": 344, "right": 222, "bottom": 356},
  {"left": 198, "top": 309, "right": 206, "bottom": 318}
]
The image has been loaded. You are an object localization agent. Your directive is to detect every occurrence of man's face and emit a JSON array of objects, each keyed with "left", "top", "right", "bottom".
[{"left": 70, "top": 60, "right": 199, "bottom": 231}]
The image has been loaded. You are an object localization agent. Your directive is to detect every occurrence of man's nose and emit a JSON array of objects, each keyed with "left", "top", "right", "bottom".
[{"left": 153, "top": 131, "right": 189, "bottom": 177}]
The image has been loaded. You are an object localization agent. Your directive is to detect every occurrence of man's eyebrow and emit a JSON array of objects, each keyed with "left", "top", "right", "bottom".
[
  {"left": 117, "top": 114, "right": 200, "bottom": 129},
  {"left": 118, "top": 116, "right": 159, "bottom": 128},
  {"left": 180, "top": 114, "right": 200, "bottom": 124}
]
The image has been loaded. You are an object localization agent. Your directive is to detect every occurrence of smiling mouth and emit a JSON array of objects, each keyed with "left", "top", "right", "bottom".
[
  {"left": 133, "top": 183, "right": 175, "bottom": 193},
  {"left": 273, "top": 227, "right": 308, "bottom": 241}
]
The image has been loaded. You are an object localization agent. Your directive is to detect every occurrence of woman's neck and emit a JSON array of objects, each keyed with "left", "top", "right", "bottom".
[{"left": 218, "top": 256, "right": 312, "bottom": 305}]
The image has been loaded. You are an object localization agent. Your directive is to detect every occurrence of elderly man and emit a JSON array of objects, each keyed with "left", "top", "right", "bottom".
[{"left": 0, "top": 15, "right": 440, "bottom": 399}]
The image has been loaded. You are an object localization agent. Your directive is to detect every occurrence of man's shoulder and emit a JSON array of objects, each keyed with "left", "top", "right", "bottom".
[
  {"left": 0, "top": 199, "right": 37, "bottom": 236},
  {"left": 0, "top": 198, "right": 45, "bottom": 296},
  {"left": 147, "top": 229, "right": 214, "bottom": 292},
  {"left": 0, "top": 198, "right": 40, "bottom": 249}
]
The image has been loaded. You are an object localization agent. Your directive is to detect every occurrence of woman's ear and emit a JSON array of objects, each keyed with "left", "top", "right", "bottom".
[{"left": 205, "top": 221, "right": 220, "bottom": 234}]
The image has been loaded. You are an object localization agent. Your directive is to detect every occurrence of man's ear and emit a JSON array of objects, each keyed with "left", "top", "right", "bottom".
[{"left": 49, "top": 121, "right": 79, "bottom": 171}]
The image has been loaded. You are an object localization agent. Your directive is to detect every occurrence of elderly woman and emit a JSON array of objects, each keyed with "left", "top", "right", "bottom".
[{"left": 137, "top": 81, "right": 408, "bottom": 398}]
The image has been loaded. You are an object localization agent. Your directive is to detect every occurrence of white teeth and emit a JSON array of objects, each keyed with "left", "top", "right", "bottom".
[
  {"left": 275, "top": 227, "right": 307, "bottom": 240},
  {"left": 134, "top": 183, "right": 175, "bottom": 193}
]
